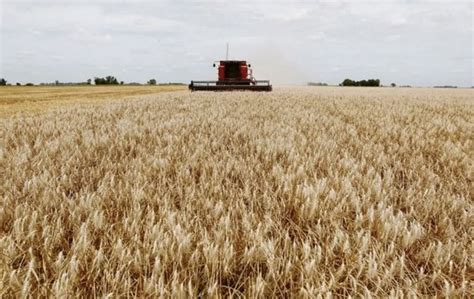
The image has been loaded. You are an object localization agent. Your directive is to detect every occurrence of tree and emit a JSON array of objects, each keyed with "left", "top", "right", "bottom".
[
  {"left": 16, "top": 82, "right": 21, "bottom": 86},
  {"left": 367, "top": 79, "right": 380, "bottom": 87},
  {"left": 391, "top": 83, "right": 396, "bottom": 87},
  {"left": 341, "top": 78, "right": 380, "bottom": 87},
  {"left": 307, "top": 82, "right": 328, "bottom": 86},
  {"left": 87, "top": 79, "right": 92, "bottom": 85},
  {"left": 105, "top": 76, "right": 119, "bottom": 85},
  {"left": 94, "top": 76, "right": 119, "bottom": 85},
  {"left": 120, "top": 81, "right": 124, "bottom": 85},
  {"left": 26, "top": 83, "right": 34, "bottom": 86},
  {"left": 342, "top": 79, "right": 355, "bottom": 86},
  {"left": 147, "top": 79, "right": 157, "bottom": 85},
  {"left": 0, "top": 78, "right": 7, "bottom": 86}
]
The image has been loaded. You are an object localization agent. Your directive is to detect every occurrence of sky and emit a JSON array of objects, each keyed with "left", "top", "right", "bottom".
[{"left": 0, "top": 0, "right": 472, "bottom": 86}]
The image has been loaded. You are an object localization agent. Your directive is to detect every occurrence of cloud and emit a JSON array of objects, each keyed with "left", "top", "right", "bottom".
[
  {"left": 1, "top": 0, "right": 472, "bottom": 86},
  {"left": 263, "top": 7, "right": 309, "bottom": 22},
  {"left": 309, "top": 32, "right": 326, "bottom": 41},
  {"left": 385, "top": 34, "right": 401, "bottom": 42}
]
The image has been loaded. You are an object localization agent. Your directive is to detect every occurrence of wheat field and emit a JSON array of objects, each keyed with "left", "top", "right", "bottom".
[
  {"left": 0, "top": 85, "right": 185, "bottom": 118},
  {"left": 0, "top": 87, "right": 472, "bottom": 297}
]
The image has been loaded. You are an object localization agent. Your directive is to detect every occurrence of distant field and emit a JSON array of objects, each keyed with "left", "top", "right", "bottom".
[
  {"left": 0, "top": 85, "right": 186, "bottom": 117},
  {"left": 1, "top": 87, "right": 472, "bottom": 297}
]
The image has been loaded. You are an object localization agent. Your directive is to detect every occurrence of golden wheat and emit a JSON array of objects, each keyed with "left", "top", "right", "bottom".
[
  {"left": 0, "top": 87, "right": 472, "bottom": 297},
  {"left": 0, "top": 85, "right": 186, "bottom": 118}
]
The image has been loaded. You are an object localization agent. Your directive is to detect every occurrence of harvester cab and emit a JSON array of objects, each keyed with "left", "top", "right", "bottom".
[{"left": 189, "top": 60, "right": 272, "bottom": 91}]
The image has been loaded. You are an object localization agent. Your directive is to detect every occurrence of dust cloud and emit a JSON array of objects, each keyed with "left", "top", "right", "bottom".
[{"left": 248, "top": 46, "right": 310, "bottom": 86}]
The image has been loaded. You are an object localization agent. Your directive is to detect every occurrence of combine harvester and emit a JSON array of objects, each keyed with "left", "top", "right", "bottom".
[{"left": 189, "top": 60, "right": 272, "bottom": 92}]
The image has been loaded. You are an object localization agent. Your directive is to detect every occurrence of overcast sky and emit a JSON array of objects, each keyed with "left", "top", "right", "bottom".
[{"left": 1, "top": 0, "right": 472, "bottom": 86}]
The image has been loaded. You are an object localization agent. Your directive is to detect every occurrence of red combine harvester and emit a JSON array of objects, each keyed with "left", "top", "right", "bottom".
[{"left": 189, "top": 60, "right": 272, "bottom": 92}]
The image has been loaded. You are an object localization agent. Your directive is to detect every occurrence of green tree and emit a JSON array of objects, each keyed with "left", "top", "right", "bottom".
[
  {"left": 105, "top": 76, "right": 119, "bottom": 85},
  {"left": 147, "top": 79, "right": 157, "bottom": 85},
  {"left": 341, "top": 78, "right": 380, "bottom": 87},
  {"left": 391, "top": 83, "right": 396, "bottom": 87},
  {"left": 94, "top": 76, "right": 119, "bottom": 85},
  {"left": 342, "top": 79, "right": 355, "bottom": 86},
  {"left": 0, "top": 78, "right": 7, "bottom": 86}
]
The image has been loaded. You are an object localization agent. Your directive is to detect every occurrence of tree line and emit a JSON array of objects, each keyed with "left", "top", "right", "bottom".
[
  {"left": 0, "top": 76, "right": 173, "bottom": 86},
  {"left": 307, "top": 82, "right": 328, "bottom": 86},
  {"left": 340, "top": 78, "right": 381, "bottom": 87}
]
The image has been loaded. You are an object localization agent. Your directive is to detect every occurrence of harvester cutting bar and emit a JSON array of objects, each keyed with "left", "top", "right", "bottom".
[{"left": 189, "top": 80, "right": 272, "bottom": 92}]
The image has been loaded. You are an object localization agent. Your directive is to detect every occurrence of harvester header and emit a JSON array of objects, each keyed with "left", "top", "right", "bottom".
[{"left": 189, "top": 60, "right": 272, "bottom": 92}]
